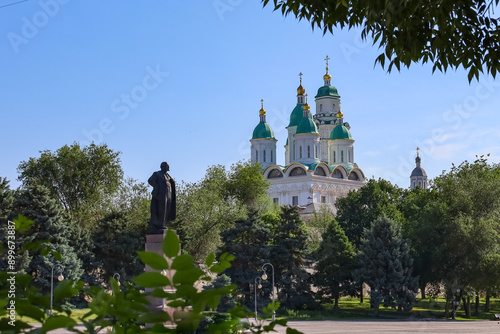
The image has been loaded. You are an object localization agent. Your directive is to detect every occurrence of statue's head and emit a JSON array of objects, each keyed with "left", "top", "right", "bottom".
[{"left": 160, "top": 162, "right": 169, "bottom": 172}]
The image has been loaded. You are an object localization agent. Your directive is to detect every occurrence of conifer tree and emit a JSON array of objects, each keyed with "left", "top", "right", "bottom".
[
  {"left": 219, "top": 210, "right": 271, "bottom": 309},
  {"left": 10, "top": 184, "right": 83, "bottom": 293},
  {"left": 92, "top": 211, "right": 146, "bottom": 285},
  {"left": 313, "top": 219, "right": 357, "bottom": 309},
  {"left": 270, "top": 206, "right": 315, "bottom": 310},
  {"left": 0, "top": 177, "right": 14, "bottom": 222},
  {"left": 356, "top": 215, "right": 418, "bottom": 315},
  {"left": 0, "top": 177, "right": 15, "bottom": 267}
]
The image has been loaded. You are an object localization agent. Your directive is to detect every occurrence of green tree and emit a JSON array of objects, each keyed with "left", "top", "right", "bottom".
[
  {"left": 108, "top": 177, "right": 150, "bottom": 227},
  {"left": 269, "top": 206, "right": 315, "bottom": 310},
  {"left": 17, "top": 143, "right": 123, "bottom": 228},
  {"left": 203, "top": 274, "right": 238, "bottom": 312},
  {"left": 306, "top": 205, "right": 334, "bottom": 254},
  {"left": 225, "top": 160, "right": 270, "bottom": 209},
  {"left": 0, "top": 177, "right": 14, "bottom": 223},
  {"left": 262, "top": 0, "right": 500, "bottom": 81},
  {"left": 91, "top": 211, "right": 146, "bottom": 286},
  {"left": 313, "top": 219, "right": 357, "bottom": 309},
  {"left": 400, "top": 187, "right": 444, "bottom": 299},
  {"left": 356, "top": 216, "right": 418, "bottom": 315},
  {"left": 336, "top": 178, "right": 403, "bottom": 250},
  {"left": 219, "top": 210, "right": 272, "bottom": 309},
  {"left": 428, "top": 157, "right": 500, "bottom": 316},
  {"left": 3, "top": 185, "right": 83, "bottom": 293},
  {"left": 174, "top": 161, "right": 270, "bottom": 263}
]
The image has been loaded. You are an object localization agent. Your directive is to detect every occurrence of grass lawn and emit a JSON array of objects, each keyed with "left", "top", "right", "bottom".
[
  {"left": 3, "top": 308, "right": 94, "bottom": 324},
  {"left": 280, "top": 297, "right": 500, "bottom": 321}
]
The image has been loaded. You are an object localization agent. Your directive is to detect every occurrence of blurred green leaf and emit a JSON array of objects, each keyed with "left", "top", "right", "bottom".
[
  {"left": 52, "top": 251, "right": 62, "bottom": 262},
  {"left": 14, "top": 215, "right": 34, "bottom": 234},
  {"left": 163, "top": 229, "right": 180, "bottom": 258},
  {"left": 205, "top": 252, "right": 215, "bottom": 267},
  {"left": 42, "top": 315, "right": 77, "bottom": 333},
  {"left": 133, "top": 272, "right": 170, "bottom": 288},
  {"left": 137, "top": 251, "right": 169, "bottom": 270}
]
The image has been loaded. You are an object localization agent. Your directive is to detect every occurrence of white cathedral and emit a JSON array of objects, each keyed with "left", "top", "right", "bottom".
[{"left": 250, "top": 58, "right": 366, "bottom": 216}]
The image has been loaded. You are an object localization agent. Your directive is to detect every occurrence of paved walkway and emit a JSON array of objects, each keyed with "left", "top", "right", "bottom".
[
  {"left": 28, "top": 319, "right": 500, "bottom": 333},
  {"left": 275, "top": 320, "right": 500, "bottom": 334}
]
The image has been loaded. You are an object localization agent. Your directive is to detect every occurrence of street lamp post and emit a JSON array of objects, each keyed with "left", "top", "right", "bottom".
[
  {"left": 254, "top": 277, "right": 262, "bottom": 321},
  {"left": 261, "top": 263, "right": 275, "bottom": 321},
  {"left": 50, "top": 264, "right": 64, "bottom": 315},
  {"left": 452, "top": 289, "right": 460, "bottom": 320},
  {"left": 113, "top": 273, "right": 121, "bottom": 287}
]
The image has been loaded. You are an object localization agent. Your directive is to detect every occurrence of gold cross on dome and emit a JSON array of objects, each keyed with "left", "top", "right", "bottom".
[
  {"left": 416, "top": 147, "right": 420, "bottom": 156},
  {"left": 299, "top": 72, "right": 303, "bottom": 84},
  {"left": 261, "top": 99, "right": 264, "bottom": 108},
  {"left": 325, "top": 55, "right": 330, "bottom": 68}
]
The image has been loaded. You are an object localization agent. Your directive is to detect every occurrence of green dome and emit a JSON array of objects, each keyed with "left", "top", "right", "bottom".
[
  {"left": 330, "top": 124, "right": 351, "bottom": 140},
  {"left": 288, "top": 104, "right": 312, "bottom": 127},
  {"left": 252, "top": 121, "right": 275, "bottom": 140},
  {"left": 296, "top": 117, "right": 318, "bottom": 134},
  {"left": 315, "top": 85, "right": 340, "bottom": 98}
]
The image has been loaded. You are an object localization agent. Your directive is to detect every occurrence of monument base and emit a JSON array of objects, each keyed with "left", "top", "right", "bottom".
[{"left": 145, "top": 229, "right": 178, "bottom": 328}]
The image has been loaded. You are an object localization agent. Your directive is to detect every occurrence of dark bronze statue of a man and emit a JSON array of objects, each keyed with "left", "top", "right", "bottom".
[{"left": 148, "top": 162, "right": 176, "bottom": 233}]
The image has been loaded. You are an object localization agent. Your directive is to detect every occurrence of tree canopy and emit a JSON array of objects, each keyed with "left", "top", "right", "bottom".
[
  {"left": 17, "top": 143, "right": 124, "bottom": 228},
  {"left": 262, "top": 0, "right": 500, "bottom": 81},
  {"left": 174, "top": 161, "right": 270, "bottom": 263}
]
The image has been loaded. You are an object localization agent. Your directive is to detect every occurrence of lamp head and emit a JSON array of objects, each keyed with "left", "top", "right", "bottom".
[
  {"left": 262, "top": 273, "right": 268, "bottom": 280},
  {"left": 57, "top": 274, "right": 64, "bottom": 281},
  {"left": 258, "top": 284, "right": 262, "bottom": 289}
]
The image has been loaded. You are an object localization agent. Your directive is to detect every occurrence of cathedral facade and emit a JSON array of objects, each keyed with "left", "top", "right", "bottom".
[{"left": 250, "top": 58, "right": 366, "bottom": 215}]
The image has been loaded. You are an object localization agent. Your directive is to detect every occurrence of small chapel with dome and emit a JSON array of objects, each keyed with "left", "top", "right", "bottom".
[{"left": 250, "top": 57, "right": 366, "bottom": 215}]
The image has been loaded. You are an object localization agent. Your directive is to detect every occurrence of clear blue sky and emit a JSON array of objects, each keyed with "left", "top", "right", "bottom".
[{"left": 1, "top": 0, "right": 499, "bottom": 190}]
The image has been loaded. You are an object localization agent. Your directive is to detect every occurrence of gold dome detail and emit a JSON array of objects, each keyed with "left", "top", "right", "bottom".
[
  {"left": 297, "top": 72, "right": 305, "bottom": 95},
  {"left": 259, "top": 99, "right": 266, "bottom": 115},
  {"left": 337, "top": 110, "right": 344, "bottom": 118},
  {"left": 304, "top": 94, "right": 310, "bottom": 110},
  {"left": 324, "top": 55, "right": 332, "bottom": 80}
]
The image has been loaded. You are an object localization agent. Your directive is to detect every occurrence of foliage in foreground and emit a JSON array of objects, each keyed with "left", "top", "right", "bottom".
[
  {"left": 262, "top": 0, "right": 500, "bottom": 81},
  {"left": 0, "top": 216, "right": 302, "bottom": 334}
]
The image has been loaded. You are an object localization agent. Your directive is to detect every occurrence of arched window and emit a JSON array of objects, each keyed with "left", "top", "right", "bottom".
[
  {"left": 314, "top": 167, "right": 326, "bottom": 176},
  {"left": 332, "top": 169, "right": 343, "bottom": 179},
  {"left": 268, "top": 169, "right": 283, "bottom": 178},
  {"left": 299, "top": 146, "right": 302, "bottom": 158},
  {"left": 315, "top": 145, "right": 318, "bottom": 158},
  {"left": 333, "top": 151, "right": 336, "bottom": 163},
  {"left": 256, "top": 150, "right": 258, "bottom": 163},
  {"left": 307, "top": 145, "right": 311, "bottom": 158},
  {"left": 341, "top": 151, "right": 344, "bottom": 162},
  {"left": 290, "top": 167, "right": 306, "bottom": 176},
  {"left": 271, "top": 150, "right": 273, "bottom": 163},
  {"left": 348, "top": 172, "right": 359, "bottom": 180},
  {"left": 263, "top": 150, "right": 266, "bottom": 162},
  {"left": 348, "top": 150, "right": 351, "bottom": 162},
  {"left": 320, "top": 104, "right": 323, "bottom": 112}
]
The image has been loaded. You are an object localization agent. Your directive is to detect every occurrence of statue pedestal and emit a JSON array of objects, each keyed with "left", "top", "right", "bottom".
[{"left": 145, "top": 229, "right": 177, "bottom": 328}]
